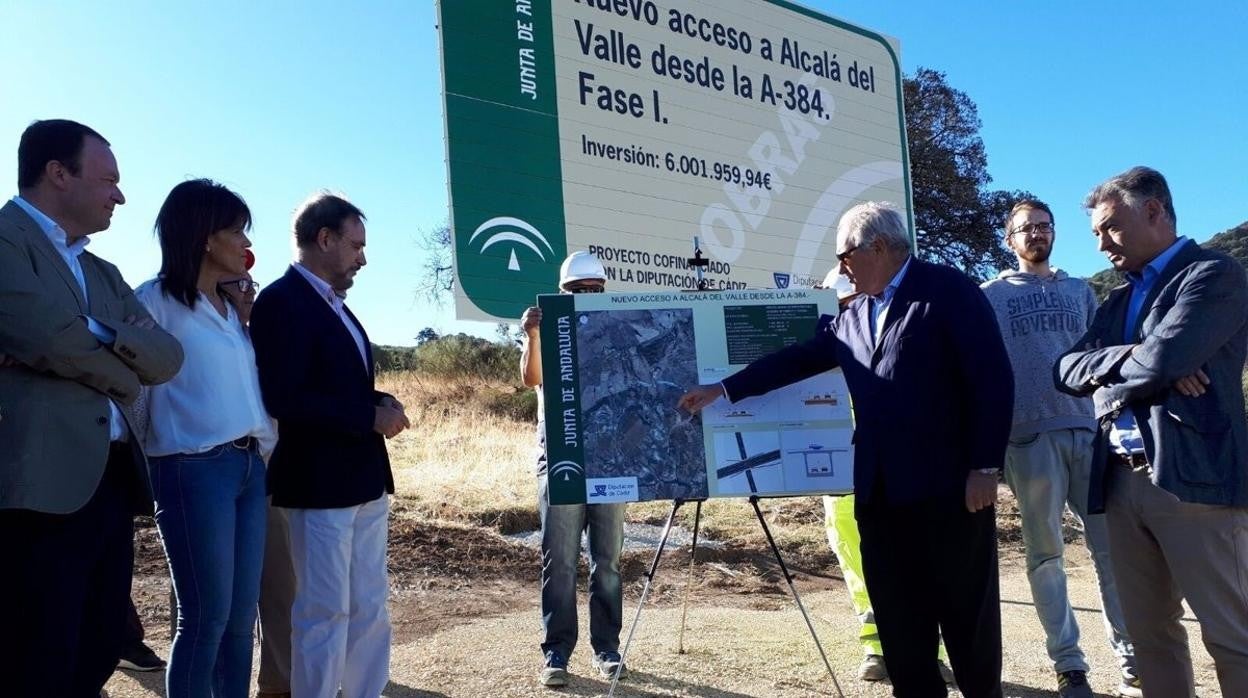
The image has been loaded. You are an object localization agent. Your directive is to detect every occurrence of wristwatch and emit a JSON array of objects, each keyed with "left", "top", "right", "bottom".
[{"left": 975, "top": 468, "right": 1000, "bottom": 475}]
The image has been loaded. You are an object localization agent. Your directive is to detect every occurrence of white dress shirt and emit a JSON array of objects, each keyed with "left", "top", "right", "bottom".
[
  {"left": 12, "top": 195, "right": 127, "bottom": 441},
  {"left": 134, "top": 279, "right": 276, "bottom": 457},
  {"left": 292, "top": 263, "right": 369, "bottom": 369}
]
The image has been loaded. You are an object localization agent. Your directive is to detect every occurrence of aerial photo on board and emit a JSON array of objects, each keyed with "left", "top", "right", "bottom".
[{"left": 576, "top": 308, "right": 707, "bottom": 501}]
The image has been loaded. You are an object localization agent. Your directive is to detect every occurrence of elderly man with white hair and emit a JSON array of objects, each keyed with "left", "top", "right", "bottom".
[{"left": 682, "top": 202, "right": 1014, "bottom": 698}]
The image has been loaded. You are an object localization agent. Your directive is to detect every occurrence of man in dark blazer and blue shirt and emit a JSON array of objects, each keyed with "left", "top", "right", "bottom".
[
  {"left": 1055, "top": 167, "right": 1248, "bottom": 697},
  {"left": 250, "top": 193, "right": 410, "bottom": 698},
  {"left": 681, "top": 202, "right": 1014, "bottom": 697}
]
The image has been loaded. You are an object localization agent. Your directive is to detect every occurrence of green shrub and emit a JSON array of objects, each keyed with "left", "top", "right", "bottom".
[
  {"left": 372, "top": 344, "right": 420, "bottom": 372},
  {"left": 413, "top": 334, "right": 520, "bottom": 383},
  {"left": 374, "top": 335, "right": 521, "bottom": 383}
]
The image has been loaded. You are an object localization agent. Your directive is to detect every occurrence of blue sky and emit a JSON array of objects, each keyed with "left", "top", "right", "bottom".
[{"left": 2, "top": 1, "right": 1244, "bottom": 345}]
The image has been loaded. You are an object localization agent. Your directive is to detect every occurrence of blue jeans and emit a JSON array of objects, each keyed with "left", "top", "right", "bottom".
[
  {"left": 1004, "top": 428, "right": 1136, "bottom": 676},
  {"left": 150, "top": 440, "right": 267, "bottom": 698},
  {"left": 538, "top": 474, "right": 625, "bottom": 658}
]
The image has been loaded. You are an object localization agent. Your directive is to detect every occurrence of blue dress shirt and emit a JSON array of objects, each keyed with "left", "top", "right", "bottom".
[
  {"left": 1110, "top": 237, "right": 1189, "bottom": 454},
  {"left": 870, "top": 255, "right": 913, "bottom": 344}
]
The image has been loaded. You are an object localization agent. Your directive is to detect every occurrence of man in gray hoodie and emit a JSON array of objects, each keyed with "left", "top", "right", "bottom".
[{"left": 981, "top": 200, "right": 1139, "bottom": 698}]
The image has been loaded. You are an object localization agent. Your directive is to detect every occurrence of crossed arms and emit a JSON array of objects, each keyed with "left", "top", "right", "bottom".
[
  {"left": 0, "top": 236, "right": 183, "bottom": 401},
  {"left": 1055, "top": 257, "right": 1247, "bottom": 409}
]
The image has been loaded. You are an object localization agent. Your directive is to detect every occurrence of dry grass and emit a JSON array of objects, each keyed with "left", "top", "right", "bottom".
[{"left": 379, "top": 371, "right": 538, "bottom": 532}]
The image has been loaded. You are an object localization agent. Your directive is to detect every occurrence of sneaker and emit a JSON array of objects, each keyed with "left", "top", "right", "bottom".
[
  {"left": 857, "top": 654, "right": 887, "bottom": 681},
  {"left": 117, "top": 641, "right": 167, "bottom": 672},
  {"left": 592, "top": 650, "right": 628, "bottom": 679},
  {"left": 539, "top": 651, "right": 569, "bottom": 688},
  {"left": 938, "top": 659, "right": 955, "bottom": 685},
  {"left": 1057, "top": 670, "right": 1094, "bottom": 698},
  {"left": 1118, "top": 675, "right": 1143, "bottom": 698}
]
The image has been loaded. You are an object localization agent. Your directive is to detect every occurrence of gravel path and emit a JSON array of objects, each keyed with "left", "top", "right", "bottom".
[{"left": 104, "top": 544, "right": 1221, "bottom": 697}]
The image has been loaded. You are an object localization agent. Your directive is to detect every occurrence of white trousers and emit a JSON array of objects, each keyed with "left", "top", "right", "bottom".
[{"left": 284, "top": 495, "right": 391, "bottom": 698}]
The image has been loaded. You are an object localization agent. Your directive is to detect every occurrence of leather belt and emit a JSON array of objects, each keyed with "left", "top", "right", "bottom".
[{"left": 1111, "top": 452, "right": 1150, "bottom": 471}]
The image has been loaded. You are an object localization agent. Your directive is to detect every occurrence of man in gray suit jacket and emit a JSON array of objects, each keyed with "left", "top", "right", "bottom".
[
  {"left": 1056, "top": 166, "right": 1248, "bottom": 697},
  {"left": 0, "top": 119, "right": 183, "bottom": 697}
]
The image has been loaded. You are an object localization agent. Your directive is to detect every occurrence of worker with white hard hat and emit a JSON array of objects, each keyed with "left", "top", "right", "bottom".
[
  {"left": 519, "top": 251, "right": 626, "bottom": 687},
  {"left": 557, "top": 250, "right": 607, "bottom": 291}
]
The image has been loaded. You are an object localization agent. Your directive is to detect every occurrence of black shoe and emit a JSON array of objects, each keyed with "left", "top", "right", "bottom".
[
  {"left": 1057, "top": 670, "right": 1094, "bottom": 698},
  {"left": 117, "top": 642, "right": 167, "bottom": 672}
]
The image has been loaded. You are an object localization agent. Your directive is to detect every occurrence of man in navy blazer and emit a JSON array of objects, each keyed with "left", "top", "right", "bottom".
[
  {"left": 250, "top": 193, "right": 409, "bottom": 698},
  {"left": 1055, "top": 167, "right": 1248, "bottom": 696},
  {"left": 681, "top": 202, "right": 1013, "bottom": 697}
]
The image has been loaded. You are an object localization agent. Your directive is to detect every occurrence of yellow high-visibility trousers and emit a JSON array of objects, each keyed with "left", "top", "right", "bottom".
[
  {"left": 823, "top": 494, "right": 948, "bottom": 660},
  {"left": 823, "top": 494, "right": 883, "bottom": 657}
]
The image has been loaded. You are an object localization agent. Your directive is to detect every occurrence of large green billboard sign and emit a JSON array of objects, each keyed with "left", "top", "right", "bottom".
[{"left": 438, "top": 0, "right": 911, "bottom": 321}]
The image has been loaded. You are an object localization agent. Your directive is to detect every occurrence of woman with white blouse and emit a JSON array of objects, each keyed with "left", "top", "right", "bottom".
[{"left": 135, "top": 179, "right": 275, "bottom": 698}]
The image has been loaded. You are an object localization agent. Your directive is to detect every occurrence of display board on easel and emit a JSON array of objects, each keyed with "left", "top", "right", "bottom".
[{"left": 539, "top": 287, "right": 852, "bottom": 506}]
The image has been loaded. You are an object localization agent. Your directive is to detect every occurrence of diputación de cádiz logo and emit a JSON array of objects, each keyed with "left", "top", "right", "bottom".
[
  {"left": 468, "top": 216, "right": 554, "bottom": 271},
  {"left": 550, "top": 460, "right": 584, "bottom": 481}
]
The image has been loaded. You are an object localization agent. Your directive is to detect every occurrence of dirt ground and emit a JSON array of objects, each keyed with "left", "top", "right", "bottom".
[{"left": 107, "top": 491, "right": 1223, "bottom": 697}]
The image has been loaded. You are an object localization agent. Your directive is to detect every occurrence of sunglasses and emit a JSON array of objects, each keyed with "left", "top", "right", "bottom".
[{"left": 836, "top": 245, "right": 860, "bottom": 264}]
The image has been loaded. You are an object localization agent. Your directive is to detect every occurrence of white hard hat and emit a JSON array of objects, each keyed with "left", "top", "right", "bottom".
[
  {"left": 559, "top": 251, "right": 607, "bottom": 288},
  {"left": 821, "top": 265, "right": 856, "bottom": 299}
]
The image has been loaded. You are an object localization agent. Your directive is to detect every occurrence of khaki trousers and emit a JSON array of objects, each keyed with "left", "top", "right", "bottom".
[
  {"left": 257, "top": 500, "right": 296, "bottom": 694},
  {"left": 1106, "top": 465, "right": 1248, "bottom": 697}
]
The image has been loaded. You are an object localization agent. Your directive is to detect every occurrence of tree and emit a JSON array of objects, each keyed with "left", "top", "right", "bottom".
[
  {"left": 904, "top": 68, "right": 1031, "bottom": 280},
  {"left": 416, "top": 220, "right": 454, "bottom": 305},
  {"left": 1203, "top": 222, "right": 1248, "bottom": 268},
  {"left": 494, "top": 322, "right": 522, "bottom": 345},
  {"left": 415, "top": 327, "right": 440, "bottom": 346},
  {"left": 1086, "top": 269, "right": 1126, "bottom": 303},
  {"left": 1206, "top": 223, "right": 1248, "bottom": 416}
]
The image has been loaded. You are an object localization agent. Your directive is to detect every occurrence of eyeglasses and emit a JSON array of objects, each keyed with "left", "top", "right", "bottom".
[
  {"left": 563, "top": 281, "right": 605, "bottom": 294},
  {"left": 219, "top": 279, "right": 260, "bottom": 293},
  {"left": 1009, "top": 222, "right": 1055, "bottom": 236},
  {"left": 835, "top": 245, "right": 860, "bottom": 264}
]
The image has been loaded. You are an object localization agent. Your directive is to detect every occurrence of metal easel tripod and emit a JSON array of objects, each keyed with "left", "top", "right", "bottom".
[
  {"left": 605, "top": 237, "right": 844, "bottom": 695},
  {"left": 607, "top": 496, "right": 844, "bottom": 697}
]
